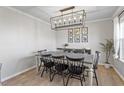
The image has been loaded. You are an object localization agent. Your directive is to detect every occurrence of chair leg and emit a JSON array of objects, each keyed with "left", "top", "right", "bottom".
[
  {"left": 83, "top": 73, "right": 85, "bottom": 82},
  {"left": 51, "top": 72, "right": 56, "bottom": 82},
  {"left": 49, "top": 68, "right": 52, "bottom": 81},
  {"left": 94, "top": 70, "right": 98, "bottom": 86},
  {"left": 46, "top": 67, "right": 48, "bottom": 73},
  {"left": 41, "top": 67, "right": 45, "bottom": 77},
  {"left": 80, "top": 75, "right": 83, "bottom": 86},
  {"left": 66, "top": 74, "right": 72, "bottom": 86}
]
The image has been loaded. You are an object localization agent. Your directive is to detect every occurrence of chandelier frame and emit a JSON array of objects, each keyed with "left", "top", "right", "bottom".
[{"left": 50, "top": 7, "right": 86, "bottom": 31}]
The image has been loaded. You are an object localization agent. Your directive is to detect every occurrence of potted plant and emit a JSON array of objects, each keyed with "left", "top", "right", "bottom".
[{"left": 100, "top": 39, "right": 113, "bottom": 68}]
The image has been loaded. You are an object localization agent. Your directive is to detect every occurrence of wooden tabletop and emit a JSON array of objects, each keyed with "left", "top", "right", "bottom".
[{"left": 41, "top": 51, "right": 93, "bottom": 64}]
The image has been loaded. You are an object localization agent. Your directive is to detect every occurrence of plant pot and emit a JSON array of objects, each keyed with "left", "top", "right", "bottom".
[{"left": 104, "top": 63, "right": 111, "bottom": 69}]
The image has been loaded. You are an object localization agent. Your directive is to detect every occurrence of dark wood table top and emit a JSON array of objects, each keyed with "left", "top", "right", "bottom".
[{"left": 41, "top": 51, "right": 93, "bottom": 64}]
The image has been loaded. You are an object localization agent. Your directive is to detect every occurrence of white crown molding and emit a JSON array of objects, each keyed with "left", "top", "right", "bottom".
[
  {"left": 86, "top": 18, "right": 112, "bottom": 23},
  {"left": 5, "top": 6, "right": 50, "bottom": 25},
  {"left": 112, "top": 6, "right": 124, "bottom": 18},
  {"left": 5, "top": 7, "right": 113, "bottom": 25}
]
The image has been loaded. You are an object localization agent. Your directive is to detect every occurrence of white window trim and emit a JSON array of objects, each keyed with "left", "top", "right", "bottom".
[
  {"left": 119, "top": 12, "right": 124, "bottom": 62},
  {"left": 119, "top": 59, "right": 124, "bottom": 62}
]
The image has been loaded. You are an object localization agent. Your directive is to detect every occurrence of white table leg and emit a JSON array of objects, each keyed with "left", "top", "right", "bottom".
[
  {"left": 35, "top": 55, "right": 40, "bottom": 73},
  {"left": 88, "top": 64, "right": 93, "bottom": 86}
]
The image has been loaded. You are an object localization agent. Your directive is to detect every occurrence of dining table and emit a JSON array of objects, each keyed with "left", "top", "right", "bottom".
[{"left": 34, "top": 50, "right": 94, "bottom": 86}]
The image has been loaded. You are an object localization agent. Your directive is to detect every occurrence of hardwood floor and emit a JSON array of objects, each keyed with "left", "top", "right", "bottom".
[{"left": 2, "top": 65, "right": 124, "bottom": 86}]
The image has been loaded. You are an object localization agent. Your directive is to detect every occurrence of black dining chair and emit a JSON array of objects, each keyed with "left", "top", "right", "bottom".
[
  {"left": 37, "top": 49, "right": 47, "bottom": 72},
  {"left": 40, "top": 54, "right": 54, "bottom": 81},
  {"left": 93, "top": 51, "right": 100, "bottom": 85},
  {"left": 51, "top": 55, "right": 68, "bottom": 85},
  {"left": 84, "top": 51, "right": 100, "bottom": 86},
  {"left": 66, "top": 56, "right": 85, "bottom": 86}
]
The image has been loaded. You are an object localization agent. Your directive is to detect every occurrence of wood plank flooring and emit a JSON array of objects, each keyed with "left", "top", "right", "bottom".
[{"left": 2, "top": 65, "right": 124, "bottom": 86}]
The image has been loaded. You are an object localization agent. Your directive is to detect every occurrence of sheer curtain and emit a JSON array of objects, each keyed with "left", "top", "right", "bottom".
[
  {"left": 113, "top": 17, "right": 120, "bottom": 59},
  {"left": 120, "top": 13, "right": 124, "bottom": 60}
]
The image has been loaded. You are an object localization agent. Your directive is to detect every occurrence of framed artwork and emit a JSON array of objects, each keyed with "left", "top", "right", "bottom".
[
  {"left": 68, "top": 29, "right": 73, "bottom": 43},
  {"left": 81, "top": 27, "right": 88, "bottom": 43},
  {"left": 82, "top": 27, "right": 88, "bottom": 35},
  {"left": 74, "top": 28, "right": 80, "bottom": 43},
  {"left": 82, "top": 35, "right": 88, "bottom": 42}
]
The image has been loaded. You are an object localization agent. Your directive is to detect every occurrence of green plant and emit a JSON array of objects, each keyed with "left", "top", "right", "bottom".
[{"left": 100, "top": 39, "right": 113, "bottom": 64}]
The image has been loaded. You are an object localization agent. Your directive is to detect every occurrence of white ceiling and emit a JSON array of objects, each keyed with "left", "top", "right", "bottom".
[{"left": 11, "top": 6, "right": 118, "bottom": 23}]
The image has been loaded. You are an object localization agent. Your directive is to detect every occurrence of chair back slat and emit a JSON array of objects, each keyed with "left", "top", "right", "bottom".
[
  {"left": 41, "top": 54, "right": 52, "bottom": 65},
  {"left": 66, "top": 56, "right": 84, "bottom": 76},
  {"left": 52, "top": 55, "right": 68, "bottom": 73},
  {"left": 66, "top": 56, "right": 84, "bottom": 68},
  {"left": 52, "top": 56, "right": 65, "bottom": 65}
]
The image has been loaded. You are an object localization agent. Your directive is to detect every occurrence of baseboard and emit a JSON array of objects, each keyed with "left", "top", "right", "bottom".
[
  {"left": 98, "top": 63, "right": 114, "bottom": 67},
  {"left": 112, "top": 66, "right": 124, "bottom": 81},
  {"left": 1, "top": 65, "right": 36, "bottom": 82},
  {"left": 99, "top": 63, "right": 124, "bottom": 81}
]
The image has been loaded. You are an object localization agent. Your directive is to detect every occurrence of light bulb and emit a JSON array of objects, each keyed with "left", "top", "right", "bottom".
[
  {"left": 54, "top": 21, "right": 57, "bottom": 24},
  {"left": 63, "top": 19, "right": 66, "bottom": 22},
  {"left": 79, "top": 15, "right": 82, "bottom": 19},
  {"left": 68, "top": 18, "right": 71, "bottom": 21},
  {"left": 74, "top": 17, "right": 76, "bottom": 20},
  {"left": 59, "top": 20, "right": 62, "bottom": 23}
]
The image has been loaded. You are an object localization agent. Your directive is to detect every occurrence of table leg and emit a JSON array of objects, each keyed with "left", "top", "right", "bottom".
[
  {"left": 35, "top": 55, "right": 40, "bottom": 73},
  {"left": 88, "top": 64, "right": 93, "bottom": 86}
]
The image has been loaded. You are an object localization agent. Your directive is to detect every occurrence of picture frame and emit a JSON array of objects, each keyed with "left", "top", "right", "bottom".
[
  {"left": 81, "top": 27, "right": 88, "bottom": 43},
  {"left": 82, "top": 35, "right": 88, "bottom": 42},
  {"left": 82, "top": 27, "right": 88, "bottom": 35},
  {"left": 68, "top": 29, "right": 73, "bottom": 43},
  {"left": 74, "top": 28, "right": 80, "bottom": 43},
  {"left": 68, "top": 27, "right": 88, "bottom": 43}
]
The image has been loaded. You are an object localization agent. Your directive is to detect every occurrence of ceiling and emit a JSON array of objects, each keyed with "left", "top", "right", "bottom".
[{"left": 11, "top": 6, "right": 118, "bottom": 23}]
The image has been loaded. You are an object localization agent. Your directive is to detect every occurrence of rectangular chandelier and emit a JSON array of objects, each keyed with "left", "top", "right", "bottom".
[{"left": 50, "top": 6, "right": 86, "bottom": 31}]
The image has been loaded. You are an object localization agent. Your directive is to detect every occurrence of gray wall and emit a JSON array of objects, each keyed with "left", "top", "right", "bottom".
[
  {"left": 0, "top": 7, "right": 56, "bottom": 81},
  {"left": 56, "top": 20, "right": 113, "bottom": 64}
]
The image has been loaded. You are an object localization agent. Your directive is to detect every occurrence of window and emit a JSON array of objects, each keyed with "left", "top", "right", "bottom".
[{"left": 119, "top": 14, "right": 124, "bottom": 60}]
